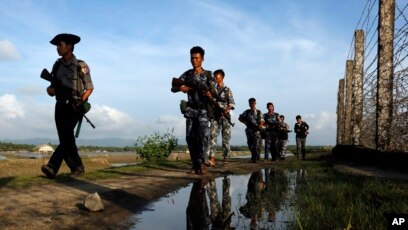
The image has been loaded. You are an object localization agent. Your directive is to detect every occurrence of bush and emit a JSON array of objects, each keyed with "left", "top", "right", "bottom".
[{"left": 135, "top": 130, "right": 178, "bottom": 161}]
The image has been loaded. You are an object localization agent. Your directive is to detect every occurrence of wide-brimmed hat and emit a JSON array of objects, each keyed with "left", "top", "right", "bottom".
[{"left": 50, "top": 33, "right": 80, "bottom": 45}]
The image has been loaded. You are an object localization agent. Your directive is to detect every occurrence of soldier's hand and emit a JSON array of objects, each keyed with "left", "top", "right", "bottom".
[
  {"left": 203, "top": 90, "right": 212, "bottom": 99},
  {"left": 179, "top": 85, "right": 191, "bottom": 93},
  {"left": 46, "top": 86, "right": 55, "bottom": 97}
]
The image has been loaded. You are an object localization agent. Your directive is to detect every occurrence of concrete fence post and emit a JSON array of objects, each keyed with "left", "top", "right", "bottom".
[
  {"left": 344, "top": 60, "right": 354, "bottom": 145},
  {"left": 376, "top": 0, "right": 395, "bottom": 151},
  {"left": 352, "top": 30, "right": 365, "bottom": 145},
  {"left": 337, "top": 79, "right": 345, "bottom": 145}
]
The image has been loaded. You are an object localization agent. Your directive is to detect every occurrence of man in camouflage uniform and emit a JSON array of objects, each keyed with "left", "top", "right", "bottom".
[
  {"left": 239, "top": 98, "right": 264, "bottom": 163},
  {"left": 278, "top": 115, "right": 291, "bottom": 160},
  {"left": 171, "top": 46, "right": 213, "bottom": 175},
  {"left": 207, "top": 69, "right": 235, "bottom": 166},
  {"left": 41, "top": 33, "right": 94, "bottom": 179},
  {"left": 263, "top": 102, "right": 280, "bottom": 161},
  {"left": 207, "top": 176, "right": 233, "bottom": 228}
]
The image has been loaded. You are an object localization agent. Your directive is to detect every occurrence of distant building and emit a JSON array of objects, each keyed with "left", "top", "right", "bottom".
[{"left": 35, "top": 144, "right": 54, "bottom": 154}]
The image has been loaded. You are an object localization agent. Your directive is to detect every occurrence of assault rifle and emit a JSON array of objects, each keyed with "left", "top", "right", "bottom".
[
  {"left": 172, "top": 77, "right": 234, "bottom": 126},
  {"left": 40, "top": 68, "right": 96, "bottom": 136}
]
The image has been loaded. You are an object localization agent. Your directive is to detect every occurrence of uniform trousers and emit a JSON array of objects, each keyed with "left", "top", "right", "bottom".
[
  {"left": 208, "top": 116, "right": 231, "bottom": 158},
  {"left": 47, "top": 101, "right": 84, "bottom": 174},
  {"left": 264, "top": 132, "right": 279, "bottom": 160},
  {"left": 186, "top": 114, "right": 210, "bottom": 170},
  {"left": 245, "top": 128, "right": 260, "bottom": 162},
  {"left": 296, "top": 137, "right": 307, "bottom": 159}
]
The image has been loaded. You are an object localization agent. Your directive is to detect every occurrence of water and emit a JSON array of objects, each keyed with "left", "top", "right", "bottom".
[
  {"left": 0, "top": 155, "right": 6, "bottom": 160},
  {"left": 129, "top": 168, "right": 306, "bottom": 229}
]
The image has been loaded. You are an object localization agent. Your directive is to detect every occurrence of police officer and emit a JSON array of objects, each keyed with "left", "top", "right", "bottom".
[
  {"left": 239, "top": 98, "right": 264, "bottom": 163},
  {"left": 207, "top": 69, "right": 235, "bottom": 166},
  {"left": 263, "top": 102, "right": 280, "bottom": 161},
  {"left": 41, "top": 33, "right": 94, "bottom": 179},
  {"left": 171, "top": 46, "right": 212, "bottom": 175}
]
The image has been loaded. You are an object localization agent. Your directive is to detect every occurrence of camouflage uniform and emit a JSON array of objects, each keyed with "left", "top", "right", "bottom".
[
  {"left": 207, "top": 177, "right": 233, "bottom": 228},
  {"left": 263, "top": 112, "right": 280, "bottom": 160},
  {"left": 178, "top": 69, "right": 213, "bottom": 171},
  {"left": 208, "top": 85, "right": 235, "bottom": 158},
  {"left": 278, "top": 121, "right": 290, "bottom": 158},
  {"left": 239, "top": 109, "right": 263, "bottom": 162}
]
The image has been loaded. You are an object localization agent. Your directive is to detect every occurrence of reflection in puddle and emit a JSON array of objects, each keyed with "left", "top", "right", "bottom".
[{"left": 129, "top": 168, "right": 306, "bottom": 229}]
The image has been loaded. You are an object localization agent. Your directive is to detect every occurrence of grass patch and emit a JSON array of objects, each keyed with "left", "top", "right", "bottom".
[
  {"left": 292, "top": 153, "right": 408, "bottom": 229},
  {"left": 0, "top": 156, "right": 191, "bottom": 189}
]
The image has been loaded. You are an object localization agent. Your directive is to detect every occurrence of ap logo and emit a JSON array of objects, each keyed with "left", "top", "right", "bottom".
[{"left": 392, "top": 218, "right": 405, "bottom": 226}]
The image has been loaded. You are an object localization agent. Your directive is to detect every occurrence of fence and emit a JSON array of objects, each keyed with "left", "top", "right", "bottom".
[{"left": 337, "top": 0, "right": 408, "bottom": 152}]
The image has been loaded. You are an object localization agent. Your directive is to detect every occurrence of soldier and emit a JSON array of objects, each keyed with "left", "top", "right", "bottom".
[
  {"left": 41, "top": 33, "right": 94, "bottom": 179},
  {"left": 171, "top": 46, "right": 213, "bottom": 175},
  {"left": 263, "top": 102, "right": 280, "bottom": 161},
  {"left": 186, "top": 179, "right": 211, "bottom": 229},
  {"left": 294, "top": 115, "right": 309, "bottom": 160},
  {"left": 207, "top": 176, "right": 233, "bottom": 229},
  {"left": 278, "top": 115, "right": 291, "bottom": 160},
  {"left": 239, "top": 98, "right": 264, "bottom": 163},
  {"left": 207, "top": 69, "right": 235, "bottom": 166}
]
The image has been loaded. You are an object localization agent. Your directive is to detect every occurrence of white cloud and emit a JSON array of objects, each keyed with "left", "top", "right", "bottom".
[
  {"left": 0, "top": 94, "right": 24, "bottom": 119},
  {"left": 0, "top": 40, "right": 20, "bottom": 62},
  {"left": 302, "top": 111, "right": 337, "bottom": 145}
]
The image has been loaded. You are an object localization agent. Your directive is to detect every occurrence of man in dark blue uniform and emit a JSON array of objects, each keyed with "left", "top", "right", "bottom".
[{"left": 41, "top": 33, "right": 94, "bottom": 179}]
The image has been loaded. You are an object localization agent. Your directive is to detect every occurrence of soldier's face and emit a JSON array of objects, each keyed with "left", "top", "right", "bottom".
[
  {"left": 190, "top": 53, "right": 204, "bottom": 68},
  {"left": 57, "top": 41, "right": 72, "bottom": 56},
  {"left": 249, "top": 101, "right": 256, "bottom": 109},
  {"left": 267, "top": 104, "right": 274, "bottom": 112},
  {"left": 214, "top": 74, "right": 223, "bottom": 84}
]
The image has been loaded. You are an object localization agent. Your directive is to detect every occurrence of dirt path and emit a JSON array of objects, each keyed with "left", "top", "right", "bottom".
[{"left": 0, "top": 159, "right": 272, "bottom": 230}]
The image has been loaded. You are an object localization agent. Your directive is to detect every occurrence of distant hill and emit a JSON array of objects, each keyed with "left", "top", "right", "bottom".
[{"left": 1, "top": 138, "right": 136, "bottom": 147}]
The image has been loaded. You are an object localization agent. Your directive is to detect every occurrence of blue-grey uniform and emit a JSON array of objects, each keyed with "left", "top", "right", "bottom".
[
  {"left": 239, "top": 109, "right": 263, "bottom": 162},
  {"left": 47, "top": 55, "right": 94, "bottom": 175},
  {"left": 263, "top": 112, "right": 280, "bottom": 160},
  {"left": 177, "top": 69, "right": 212, "bottom": 172}
]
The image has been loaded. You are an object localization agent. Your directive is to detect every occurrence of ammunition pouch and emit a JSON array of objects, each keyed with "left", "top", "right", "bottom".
[{"left": 179, "top": 100, "right": 187, "bottom": 114}]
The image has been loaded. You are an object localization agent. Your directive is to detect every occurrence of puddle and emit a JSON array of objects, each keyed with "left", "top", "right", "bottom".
[
  {"left": 129, "top": 168, "right": 306, "bottom": 229},
  {"left": 111, "top": 163, "right": 140, "bottom": 167},
  {"left": 0, "top": 155, "right": 6, "bottom": 160}
]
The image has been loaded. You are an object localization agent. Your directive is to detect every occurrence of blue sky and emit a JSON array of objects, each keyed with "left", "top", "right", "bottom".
[{"left": 0, "top": 0, "right": 367, "bottom": 146}]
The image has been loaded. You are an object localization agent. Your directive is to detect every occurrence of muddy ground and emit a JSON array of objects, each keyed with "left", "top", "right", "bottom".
[
  {"left": 1, "top": 154, "right": 407, "bottom": 230},
  {"left": 0, "top": 157, "right": 281, "bottom": 230}
]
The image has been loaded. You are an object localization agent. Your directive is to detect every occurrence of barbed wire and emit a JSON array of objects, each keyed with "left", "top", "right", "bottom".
[{"left": 344, "top": 0, "right": 408, "bottom": 151}]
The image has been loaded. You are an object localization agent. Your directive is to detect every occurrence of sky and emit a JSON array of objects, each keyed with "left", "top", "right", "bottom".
[{"left": 0, "top": 0, "right": 368, "bottom": 146}]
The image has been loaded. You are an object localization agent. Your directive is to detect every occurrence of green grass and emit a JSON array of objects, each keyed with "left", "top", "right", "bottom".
[{"left": 290, "top": 154, "right": 408, "bottom": 229}]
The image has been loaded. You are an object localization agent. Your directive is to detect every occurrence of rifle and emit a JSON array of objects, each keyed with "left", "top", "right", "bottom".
[
  {"left": 171, "top": 76, "right": 216, "bottom": 118},
  {"left": 41, "top": 68, "right": 96, "bottom": 132},
  {"left": 212, "top": 103, "right": 234, "bottom": 127},
  {"left": 40, "top": 68, "right": 54, "bottom": 83}
]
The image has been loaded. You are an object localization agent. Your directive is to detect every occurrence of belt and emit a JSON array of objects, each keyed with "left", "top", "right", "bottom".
[{"left": 57, "top": 99, "right": 71, "bottom": 104}]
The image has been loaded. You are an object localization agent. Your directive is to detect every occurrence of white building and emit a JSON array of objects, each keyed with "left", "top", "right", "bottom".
[{"left": 35, "top": 144, "right": 54, "bottom": 154}]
